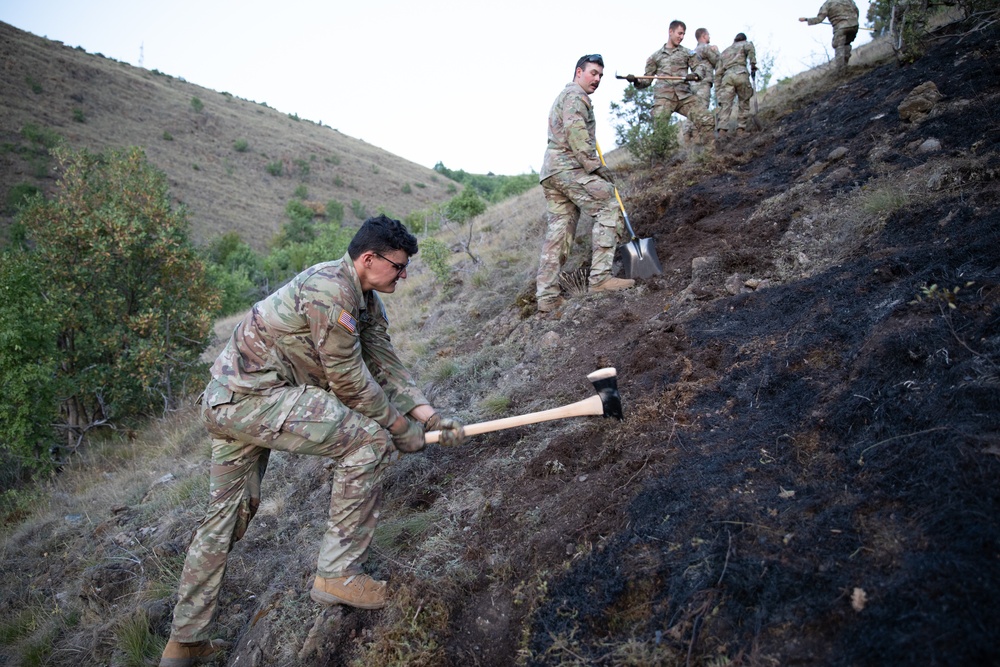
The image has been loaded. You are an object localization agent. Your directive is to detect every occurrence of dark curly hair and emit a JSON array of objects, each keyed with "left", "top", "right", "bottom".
[{"left": 348, "top": 214, "right": 418, "bottom": 259}]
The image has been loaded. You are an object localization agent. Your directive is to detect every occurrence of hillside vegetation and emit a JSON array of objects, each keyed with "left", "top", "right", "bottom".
[
  {"left": 0, "top": 21, "right": 457, "bottom": 251},
  {"left": 2, "top": 10, "right": 999, "bottom": 667}
]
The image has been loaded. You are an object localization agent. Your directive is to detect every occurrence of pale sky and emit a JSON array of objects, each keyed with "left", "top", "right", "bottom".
[{"left": 1, "top": 0, "right": 871, "bottom": 175}]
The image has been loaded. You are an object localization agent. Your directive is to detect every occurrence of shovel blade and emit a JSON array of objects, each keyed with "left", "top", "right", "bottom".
[{"left": 618, "top": 237, "right": 663, "bottom": 280}]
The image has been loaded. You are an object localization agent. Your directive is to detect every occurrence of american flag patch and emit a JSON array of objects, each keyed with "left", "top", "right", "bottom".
[{"left": 336, "top": 309, "right": 357, "bottom": 334}]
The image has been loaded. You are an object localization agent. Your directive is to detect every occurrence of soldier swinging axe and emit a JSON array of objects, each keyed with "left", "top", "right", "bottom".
[{"left": 424, "top": 368, "right": 624, "bottom": 444}]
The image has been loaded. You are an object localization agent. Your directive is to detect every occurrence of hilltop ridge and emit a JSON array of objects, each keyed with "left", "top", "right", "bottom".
[{"left": 0, "top": 20, "right": 457, "bottom": 250}]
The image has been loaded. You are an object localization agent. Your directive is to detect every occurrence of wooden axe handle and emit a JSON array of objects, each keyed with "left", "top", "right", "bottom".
[{"left": 424, "top": 394, "right": 605, "bottom": 444}]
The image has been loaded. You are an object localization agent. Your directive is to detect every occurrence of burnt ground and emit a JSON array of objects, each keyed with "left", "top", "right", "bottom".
[
  {"left": 413, "top": 17, "right": 1000, "bottom": 667},
  {"left": 3, "top": 15, "right": 998, "bottom": 667}
]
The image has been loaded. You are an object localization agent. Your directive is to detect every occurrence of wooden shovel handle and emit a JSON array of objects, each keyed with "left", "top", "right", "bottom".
[{"left": 424, "top": 394, "right": 605, "bottom": 444}]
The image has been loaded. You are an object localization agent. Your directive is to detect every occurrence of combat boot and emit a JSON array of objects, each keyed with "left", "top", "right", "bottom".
[
  {"left": 311, "top": 573, "right": 387, "bottom": 609},
  {"left": 159, "top": 638, "right": 231, "bottom": 666},
  {"left": 590, "top": 277, "right": 635, "bottom": 293},
  {"left": 537, "top": 296, "right": 564, "bottom": 313}
]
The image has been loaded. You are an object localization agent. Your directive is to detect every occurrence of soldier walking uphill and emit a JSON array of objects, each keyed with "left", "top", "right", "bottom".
[
  {"left": 625, "top": 20, "right": 714, "bottom": 147},
  {"left": 800, "top": 0, "right": 860, "bottom": 70},
  {"left": 535, "top": 54, "right": 634, "bottom": 314},
  {"left": 690, "top": 28, "right": 720, "bottom": 110},
  {"left": 716, "top": 33, "right": 758, "bottom": 137},
  {"left": 158, "top": 215, "right": 466, "bottom": 667}
]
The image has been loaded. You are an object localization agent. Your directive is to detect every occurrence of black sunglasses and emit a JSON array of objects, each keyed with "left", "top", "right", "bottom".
[{"left": 373, "top": 252, "right": 409, "bottom": 275}]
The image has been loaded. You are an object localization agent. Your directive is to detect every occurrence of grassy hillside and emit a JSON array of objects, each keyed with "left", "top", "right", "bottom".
[
  {"left": 0, "top": 21, "right": 457, "bottom": 251},
  {"left": 2, "top": 9, "right": 999, "bottom": 667}
]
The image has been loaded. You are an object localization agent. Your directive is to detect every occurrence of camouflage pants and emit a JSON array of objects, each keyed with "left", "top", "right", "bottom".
[
  {"left": 536, "top": 170, "right": 624, "bottom": 304},
  {"left": 653, "top": 92, "right": 714, "bottom": 143},
  {"left": 833, "top": 26, "right": 859, "bottom": 68},
  {"left": 168, "top": 379, "right": 392, "bottom": 642},
  {"left": 716, "top": 71, "right": 753, "bottom": 131},
  {"left": 689, "top": 81, "right": 713, "bottom": 110}
]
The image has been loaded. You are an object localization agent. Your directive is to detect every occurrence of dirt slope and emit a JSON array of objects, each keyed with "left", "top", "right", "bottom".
[
  {"left": 1, "top": 14, "right": 997, "bottom": 667},
  {"left": 0, "top": 21, "right": 456, "bottom": 250}
]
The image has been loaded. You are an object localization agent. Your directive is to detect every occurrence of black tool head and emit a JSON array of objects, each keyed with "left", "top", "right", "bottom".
[{"left": 587, "top": 367, "right": 624, "bottom": 420}]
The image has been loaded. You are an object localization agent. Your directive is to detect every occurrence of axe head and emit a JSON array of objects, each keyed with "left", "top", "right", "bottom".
[{"left": 587, "top": 367, "right": 624, "bottom": 420}]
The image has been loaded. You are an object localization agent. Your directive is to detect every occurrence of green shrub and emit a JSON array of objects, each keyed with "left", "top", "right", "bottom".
[
  {"left": 326, "top": 199, "right": 344, "bottom": 223},
  {"left": 233, "top": 138, "right": 248, "bottom": 152},
  {"left": 72, "top": 107, "right": 85, "bottom": 123},
  {"left": 294, "top": 184, "right": 308, "bottom": 199},
  {"left": 420, "top": 238, "right": 451, "bottom": 283},
  {"left": 25, "top": 76, "right": 42, "bottom": 94},
  {"left": 333, "top": 176, "right": 344, "bottom": 187},
  {"left": 444, "top": 187, "right": 487, "bottom": 224},
  {"left": 13, "top": 146, "right": 219, "bottom": 453},
  {"left": 5, "top": 183, "right": 42, "bottom": 214},
  {"left": 162, "top": 131, "right": 173, "bottom": 141},
  {"left": 21, "top": 123, "right": 60, "bottom": 150},
  {"left": 351, "top": 199, "right": 367, "bottom": 220},
  {"left": 294, "top": 158, "right": 310, "bottom": 177},
  {"left": 610, "top": 86, "right": 679, "bottom": 163},
  {"left": 190, "top": 96, "right": 204, "bottom": 113},
  {"left": 266, "top": 161, "right": 283, "bottom": 176},
  {"left": 401, "top": 183, "right": 412, "bottom": 194},
  {"left": 325, "top": 154, "right": 341, "bottom": 165}
]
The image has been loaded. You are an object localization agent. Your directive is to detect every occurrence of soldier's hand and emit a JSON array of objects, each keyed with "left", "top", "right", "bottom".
[
  {"left": 595, "top": 166, "right": 616, "bottom": 185},
  {"left": 423, "top": 413, "right": 467, "bottom": 446},
  {"left": 798, "top": 17, "right": 808, "bottom": 21},
  {"left": 751, "top": 66, "right": 758, "bottom": 77},
  {"left": 685, "top": 73, "right": 701, "bottom": 82},
  {"left": 625, "top": 74, "right": 638, "bottom": 84},
  {"left": 391, "top": 418, "right": 425, "bottom": 453}
]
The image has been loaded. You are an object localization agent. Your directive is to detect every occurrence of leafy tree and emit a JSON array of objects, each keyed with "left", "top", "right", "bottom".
[
  {"left": 444, "top": 187, "right": 487, "bottom": 224},
  {"left": 432, "top": 163, "right": 538, "bottom": 203},
  {"left": 15, "top": 146, "right": 219, "bottom": 451},
  {"left": 0, "top": 250, "right": 60, "bottom": 474}
]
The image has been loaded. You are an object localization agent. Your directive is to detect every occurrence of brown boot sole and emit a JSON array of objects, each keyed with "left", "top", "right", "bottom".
[{"left": 310, "top": 586, "right": 387, "bottom": 609}]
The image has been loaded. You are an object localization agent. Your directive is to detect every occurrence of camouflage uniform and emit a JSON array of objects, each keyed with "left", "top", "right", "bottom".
[
  {"left": 716, "top": 39, "right": 757, "bottom": 132},
  {"left": 169, "top": 254, "right": 428, "bottom": 643},
  {"left": 634, "top": 43, "right": 715, "bottom": 142},
  {"left": 536, "top": 82, "right": 625, "bottom": 305},
  {"left": 690, "top": 42, "right": 721, "bottom": 109},
  {"left": 806, "top": 0, "right": 860, "bottom": 69}
]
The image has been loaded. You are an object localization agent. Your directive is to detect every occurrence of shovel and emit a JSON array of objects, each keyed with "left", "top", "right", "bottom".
[
  {"left": 751, "top": 71, "right": 762, "bottom": 131},
  {"left": 595, "top": 142, "right": 663, "bottom": 280}
]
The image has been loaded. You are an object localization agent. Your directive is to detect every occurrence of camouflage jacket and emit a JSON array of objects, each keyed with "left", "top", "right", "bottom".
[
  {"left": 806, "top": 0, "right": 860, "bottom": 29},
  {"left": 717, "top": 40, "right": 757, "bottom": 80},
  {"left": 638, "top": 43, "right": 699, "bottom": 98},
  {"left": 540, "top": 82, "right": 600, "bottom": 181},
  {"left": 210, "top": 253, "right": 428, "bottom": 429},
  {"left": 693, "top": 43, "right": 721, "bottom": 84}
]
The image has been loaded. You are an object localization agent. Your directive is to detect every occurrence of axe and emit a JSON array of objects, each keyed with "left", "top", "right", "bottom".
[{"left": 424, "top": 368, "right": 623, "bottom": 444}]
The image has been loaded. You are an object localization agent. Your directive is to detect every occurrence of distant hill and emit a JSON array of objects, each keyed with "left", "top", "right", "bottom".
[{"left": 0, "top": 21, "right": 458, "bottom": 251}]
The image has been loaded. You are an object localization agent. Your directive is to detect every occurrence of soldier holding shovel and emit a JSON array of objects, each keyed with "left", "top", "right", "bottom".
[{"left": 535, "top": 53, "right": 634, "bottom": 314}]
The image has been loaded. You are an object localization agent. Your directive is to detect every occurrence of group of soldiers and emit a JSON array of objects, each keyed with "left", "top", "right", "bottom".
[{"left": 535, "top": 2, "right": 861, "bottom": 312}]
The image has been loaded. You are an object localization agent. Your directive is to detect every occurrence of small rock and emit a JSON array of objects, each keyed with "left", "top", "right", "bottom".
[
  {"left": 827, "top": 146, "right": 848, "bottom": 162},
  {"left": 825, "top": 166, "right": 852, "bottom": 183},
  {"left": 725, "top": 273, "right": 745, "bottom": 295},
  {"left": 65, "top": 514, "right": 85, "bottom": 524},
  {"left": 540, "top": 331, "right": 560, "bottom": 349},
  {"left": 917, "top": 138, "right": 942, "bottom": 153},
  {"left": 898, "top": 81, "right": 943, "bottom": 123},
  {"left": 690, "top": 255, "right": 721, "bottom": 283},
  {"left": 577, "top": 474, "right": 588, "bottom": 482},
  {"left": 744, "top": 278, "right": 761, "bottom": 289}
]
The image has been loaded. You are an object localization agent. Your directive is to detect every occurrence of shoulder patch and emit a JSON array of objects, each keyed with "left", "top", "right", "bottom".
[{"left": 336, "top": 308, "right": 358, "bottom": 334}]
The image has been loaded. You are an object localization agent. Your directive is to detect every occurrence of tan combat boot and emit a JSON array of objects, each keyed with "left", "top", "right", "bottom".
[
  {"left": 310, "top": 573, "right": 387, "bottom": 609},
  {"left": 537, "top": 296, "right": 564, "bottom": 313},
  {"left": 590, "top": 277, "right": 635, "bottom": 293},
  {"left": 159, "top": 638, "right": 231, "bottom": 667}
]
